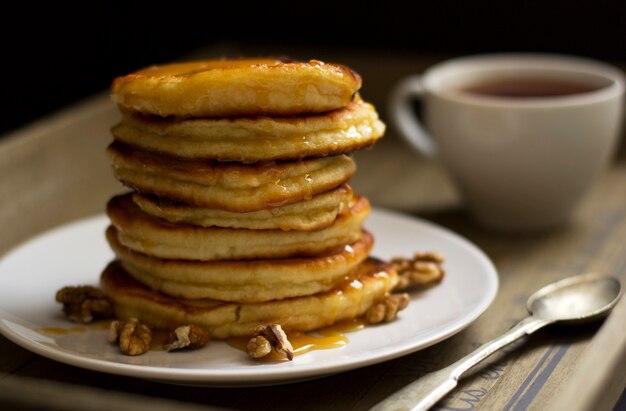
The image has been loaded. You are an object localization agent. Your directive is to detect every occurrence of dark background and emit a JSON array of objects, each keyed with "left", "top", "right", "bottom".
[{"left": 2, "top": 1, "right": 625, "bottom": 136}]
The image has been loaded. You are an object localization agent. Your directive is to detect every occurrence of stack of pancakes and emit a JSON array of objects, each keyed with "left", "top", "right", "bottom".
[{"left": 100, "top": 58, "right": 398, "bottom": 339}]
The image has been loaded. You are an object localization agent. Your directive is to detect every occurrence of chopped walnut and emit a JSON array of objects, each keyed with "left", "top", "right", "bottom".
[
  {"left": 246, "top": 324, "right": 294, "bottom": 360},
  {"left": 391, "top": 251, "right": 445, "bottom": 290},
  {"left": 108, "top": 318, "right": 152, "bottom": 356},
  {"left": 365, "top": 293, "right": 410, "bottom": 324},
  {"left": 55, "top": 286, "right": 114, "bottom": 323},
  {"left": 164, "top": 325, "right": 211, "bottom": 352},
  {"left": 247, "top": 336, "right": 273, "bottom": 359}
]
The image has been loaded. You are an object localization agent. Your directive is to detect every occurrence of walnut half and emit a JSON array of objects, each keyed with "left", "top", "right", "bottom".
[
  {"left": 365, "top": 293, "right": 410, "bottom": 324},
  {"left": 108, "top": 318, "right": 152, "bottom": 356},
  {"left": 246, "top": 324, "right": 294, "bottom": 361},
  {"left": 55, "top": 286, "right": 114, "bottom": 323},
  {"left": 392, "top": 251, "right": 445, "bottom": 291},
  {"left": 247, "top": 336, "right": 272, "bottom": 359},
  {"left": 164, "top": 325, "right": 211, "bottom": 352}
]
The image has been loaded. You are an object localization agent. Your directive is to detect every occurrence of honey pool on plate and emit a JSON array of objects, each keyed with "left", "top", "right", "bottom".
[{"left": 39, "top": 318, "right": 366, "bottom": 360}]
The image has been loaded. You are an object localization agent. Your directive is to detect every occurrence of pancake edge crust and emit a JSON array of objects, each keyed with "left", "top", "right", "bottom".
[
  {"left": 107, "top": 226, "right": 374, "bottom": 302},
  {"left": 111, "top": 58, "right": 362, "bottom": 118},
  {"left": 107, "top": 142, "right": 356, "bottom": 211},
  {"left": 100, "top": 258, "right": 397, "bottom": 339},
  {"left": 131, "top": 184, "right": 353, "bottom": 231},
  {"left": 107, "top": 193, "right": 370, "bottom": 261},
  {"left": 111, "top": 99, "right": 384, "bottom": 161}
]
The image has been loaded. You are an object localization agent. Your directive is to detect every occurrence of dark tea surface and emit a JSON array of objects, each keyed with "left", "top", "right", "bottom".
[{"left": 461, "top": 77, "right": 602, "bottom": 98}]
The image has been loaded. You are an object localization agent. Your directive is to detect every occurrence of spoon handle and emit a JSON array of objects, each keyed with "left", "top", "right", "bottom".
[{"left": 371, "top": 316, "right": 550, "bottom": 411}]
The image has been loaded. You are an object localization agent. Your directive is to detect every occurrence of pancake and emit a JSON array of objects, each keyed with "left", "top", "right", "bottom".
[
  {"left": 132, "top": 185, "right": 353, "bottom": 231},
  {"left": 107, "top": 193, "right": 370, "bottom": 261},
  {"left": 111, "top": 99, "right": 385, "bottom": 161},
  {"left": 108, "top": 142, "right": 356, "bottom": 212},
  {"left": 111, "top": 58, "right": 361, "bottom": 118},
  {"left": 107, "top": 227, "right": 373, "bottom": 302},
  {"left": 100, "top": 258, "right": 397, "bottom": 339}
]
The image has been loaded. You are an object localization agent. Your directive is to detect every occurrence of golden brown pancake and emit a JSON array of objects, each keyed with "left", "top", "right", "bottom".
[
  {"left": 107, "top": 193, "right": 370, "bottom": 261},
  {"left": 100, "top": 258, "right": 397, "bottom": 339},
  {"left": 107, "top": 142, "right": 356, "bottom": 212},
  {"left": 111, "top": 99, "right": 385, "bottom": 161},
  {"left": 111, "top": 58, "right": 361, "bottom": 118},
  {"left": 132, "top": 185, "right": 353, "bottom": 231},
  {"left": 107, "top": 227, "right": 373, "bottom": 302}
]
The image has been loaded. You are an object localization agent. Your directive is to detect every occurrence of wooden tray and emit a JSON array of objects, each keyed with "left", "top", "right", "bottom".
[{"left": 1, "top": 51, "right": 624, "bottom": 410}]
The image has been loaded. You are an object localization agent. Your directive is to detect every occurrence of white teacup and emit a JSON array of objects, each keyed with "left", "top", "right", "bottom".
[{"left": 389, "top": 54, "right": 625, "bottom": 232}]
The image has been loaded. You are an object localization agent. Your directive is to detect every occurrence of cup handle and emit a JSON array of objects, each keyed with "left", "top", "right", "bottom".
[{"left": 389, "top": 75, "right": 437, "bottom": 157}]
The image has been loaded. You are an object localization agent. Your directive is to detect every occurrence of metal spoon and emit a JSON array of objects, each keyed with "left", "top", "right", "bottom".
[{"left": 372, "top": 273, "right": 622, "bottom": 411}]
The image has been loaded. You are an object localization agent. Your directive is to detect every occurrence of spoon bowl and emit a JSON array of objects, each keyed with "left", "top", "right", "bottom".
[{"left": 527, "top": 273, "right": 622, "bottom": 323}]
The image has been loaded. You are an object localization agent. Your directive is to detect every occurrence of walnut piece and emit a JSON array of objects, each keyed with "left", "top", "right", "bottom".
[
  {"left": 164, "top": 325, "right": 211, "bottom": 352},
  {"left": 55, "top": 286, "right": 114, "bottom": 323},
  {"left": 365, "top": 293, "right": 410, "bottom": 324},
  {"left": 246, "top": 324, "right": 294, "bottom": 360},
  {"left": 247, "top": 336, "right": 273, "bottom": 359},
  {"left": 391, "top": 251, "right": 445, "bottom": 290},
  {"left": 108, "top": 318, "right": 152, "bottom": 356}
]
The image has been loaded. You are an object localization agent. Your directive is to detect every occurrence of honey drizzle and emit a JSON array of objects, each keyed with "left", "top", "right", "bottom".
[
  {"left": 39, "top": 320, "right": 115, "bottom": 336},
  {"left": 38, "top": 326, "right": 87, "bottom": 335},
  {"left": 38, "top": 318, "right": 367, "bottom": 359},
  {"left": 89, "top": 320, "right": 113, "bottom": 330},
  {"left": 226, "top": 318, "right": 366, "bottom": 361},
  {"left": 39, "top": 322, "right": 175, "bottom": 352},
  {"left": 149, "top": 329, "right": 172, "bottom": 351},
  {"left": 317, "top": 318, "right": 365, "bottom": 336}
]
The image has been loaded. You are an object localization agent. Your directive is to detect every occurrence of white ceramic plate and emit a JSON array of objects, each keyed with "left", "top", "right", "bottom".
[{"left": 0, "top": 209, "right": 498, "bottom": 386}]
